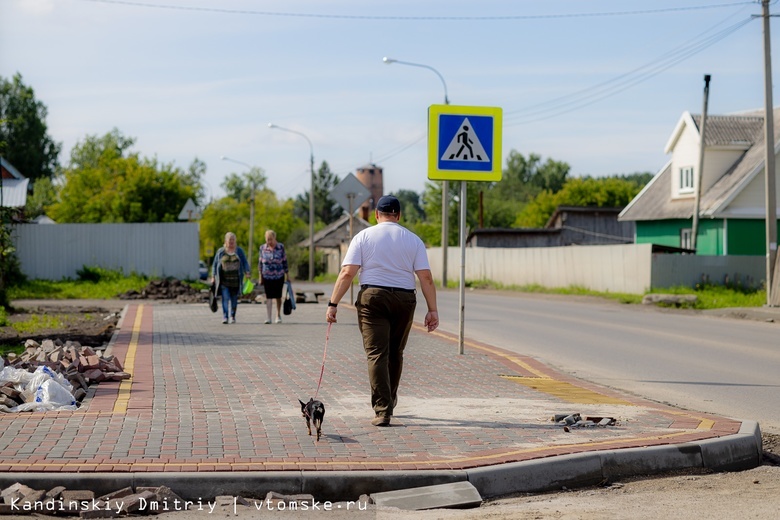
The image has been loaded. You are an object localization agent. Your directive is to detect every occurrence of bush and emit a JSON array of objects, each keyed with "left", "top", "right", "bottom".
[{"left": 76, "top": 266, "right": 124, "bottom": 283}]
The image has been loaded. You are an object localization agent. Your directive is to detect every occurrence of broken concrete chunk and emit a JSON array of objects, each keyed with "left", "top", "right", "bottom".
[
  {"left": 371, "top": 481, "right": 482, "bottom": 511},
  {"left": 45, "top": 486, "right": 67, "bottom": 500},
  {"left": 1, "top": 483, "right": 36, "bottom": 501}
]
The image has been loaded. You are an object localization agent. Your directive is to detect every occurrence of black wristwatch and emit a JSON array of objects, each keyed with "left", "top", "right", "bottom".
[{"left": 327, "top": 300, "right": 338, "bottom": 308}]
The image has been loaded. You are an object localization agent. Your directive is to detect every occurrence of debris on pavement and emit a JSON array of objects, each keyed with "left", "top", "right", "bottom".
[
  {"left": 552, "top": 412, "right": 617, "bottom": 431},
  {"left": 0, "top": 339, "right": 129, "bottom": 412},
  {"left": 118, "top": 278, "right": 205, "bottom": 303}
]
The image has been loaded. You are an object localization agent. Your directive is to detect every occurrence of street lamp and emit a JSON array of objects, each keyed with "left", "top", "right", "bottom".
[
  {"left": 268, "top": 123, "right": 316, "bottom": 281},
  {"left": 384, "top": 56, "right": 450, "bottom": 288},
  {"left": 221, "top": 156, "right": 258, "bottom": 269}
]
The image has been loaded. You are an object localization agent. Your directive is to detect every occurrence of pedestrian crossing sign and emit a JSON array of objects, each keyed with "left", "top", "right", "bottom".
[{"left": 428, "top": 104, "right": 502, "bottom": 181}]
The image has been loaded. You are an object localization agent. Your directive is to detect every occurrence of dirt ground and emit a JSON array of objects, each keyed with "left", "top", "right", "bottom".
[
  {"left": 1, "top": 301, "right": 779, "bottom": 518},
  {"left": 0, "top": 301, "right": 124, "bottom": 350}
]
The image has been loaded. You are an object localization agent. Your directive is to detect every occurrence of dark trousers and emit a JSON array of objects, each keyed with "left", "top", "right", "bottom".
[{"left": 355, "top": 287, "right": 417, "bottom": 418}]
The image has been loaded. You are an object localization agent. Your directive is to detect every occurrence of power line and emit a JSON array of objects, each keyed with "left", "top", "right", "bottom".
[
  {"left": 78, "top": 0, "right": 757, "bottom": 21},
  {"left": 505, "top": 7, "right": 753, "bottom": 120},
  {"left": 372, "top": 133, "right": 426, "bottom": 164},
  {"left": 504, "top": 16, "right": 755, "bottom": 126}
]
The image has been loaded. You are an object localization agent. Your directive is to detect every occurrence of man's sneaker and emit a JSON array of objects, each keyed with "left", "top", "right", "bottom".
[
  {"left": 222, "top": 318, "right": 228, "bottom": 324},
  {"left": 230, "top": 317, "right": 236, "bottom": 324}
]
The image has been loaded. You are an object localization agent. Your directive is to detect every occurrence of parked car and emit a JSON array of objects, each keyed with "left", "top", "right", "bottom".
[{"left": 199, "top": 261, "right": 208, "bottom": 281}]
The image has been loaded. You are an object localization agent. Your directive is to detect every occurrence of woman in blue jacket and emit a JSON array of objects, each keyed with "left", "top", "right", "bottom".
[{"left": 212, "top": 232, "right": 250, "bottom": 324}]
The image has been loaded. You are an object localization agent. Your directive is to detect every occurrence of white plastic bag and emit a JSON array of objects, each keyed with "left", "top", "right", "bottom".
[
  {"left": 36, "top": 379, "right": 77, "bottom": 408},
  {"left": 0, "top": 366, "right": 34, "bottom": 386},
  {"left": 15, "top": 366, "right": 77, "bottom": 411}
]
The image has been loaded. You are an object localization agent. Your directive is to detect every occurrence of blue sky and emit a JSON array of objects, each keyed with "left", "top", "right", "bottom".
[{"left": 1, "top": 0, "right": 776, "bottom": 204}]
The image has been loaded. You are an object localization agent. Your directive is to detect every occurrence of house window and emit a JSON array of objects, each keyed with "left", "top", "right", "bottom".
[
  {"left": 679, "top": 166, "right": 694, "bottom": 193},
  {"left": 680, "top": 228, "right": 693, "bottom": 250}
]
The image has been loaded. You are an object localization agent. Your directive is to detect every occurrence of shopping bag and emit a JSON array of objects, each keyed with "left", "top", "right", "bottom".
[
  {"left": 208, "top": 282, "right": 218, "bottom": 313},
  {"left": 242, "top": 278, "right": 255, "bottom": 295},
  {"left": 283, "top": 280, "right": 295, "bottom": 315}
]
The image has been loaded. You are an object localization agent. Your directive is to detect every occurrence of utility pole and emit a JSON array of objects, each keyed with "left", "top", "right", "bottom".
[
  {"left": 761, "top": 0, "right": 779, "bottom": 306},
  {"left": 692, "top": 75, "right": 711, "bottom": 252}
]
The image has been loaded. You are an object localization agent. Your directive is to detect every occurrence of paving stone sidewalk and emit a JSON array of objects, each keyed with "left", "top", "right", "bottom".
[{"left": 0, "top": 300, "right": 745, "bottom": 475}]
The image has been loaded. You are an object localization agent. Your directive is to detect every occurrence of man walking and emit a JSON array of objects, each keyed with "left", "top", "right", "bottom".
[{"left": 325, "top": 195, "right": 439, "bottom": 426}]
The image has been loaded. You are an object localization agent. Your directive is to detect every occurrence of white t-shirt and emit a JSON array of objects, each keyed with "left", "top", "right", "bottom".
[{"left": 342, "top": 221, "right": 431, "bottom": 289}]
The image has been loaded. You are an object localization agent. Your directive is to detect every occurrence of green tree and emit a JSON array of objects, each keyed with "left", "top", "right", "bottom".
[
  {"left": 494, "top": 150, "right": 570, "bottom": 202},
  {"left": 0, "top": 208, "right": 18, "bottom": 308},
  {"left": 24, "top": 176, "right": 57, "bottom": 219},
  {"left": 0, "top": 73, "right": 61, "bottom": 181},
  {"left": 515, "top": 177, "right": 644, "bottom": 228},
  {"left": 418, "top": 150, "right": 571, "bottom": 243},
  {"left": 48, "top": 129, "right": 204, "bottom": 223},
  {"left": 199, "top": 190, "right": 305, "bottom": 269},
  {"left": 616, "top": 171, "right": 654, "bottom": 187},
  {"left": 294, "top": 161, "right": 341, "bottom": 225},
  {"left": 221, "top": 166, "right": 267, "bottom": 203},
  {"left": 393, "top": 189, "right": 425, "bottom": 223},
  {"left": 419, "top": 180, "right": 461, "bottom": 246}
]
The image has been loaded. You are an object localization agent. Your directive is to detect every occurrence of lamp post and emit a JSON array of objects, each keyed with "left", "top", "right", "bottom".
[
  {"left": 221, "top": 156, "right": 258, "bottom": 269},
  {"left": 383, "top": 56, "right": 450, "bottom": 289},
  {"left": 268, "top": 123, "right": 316, "bottom": 281}
]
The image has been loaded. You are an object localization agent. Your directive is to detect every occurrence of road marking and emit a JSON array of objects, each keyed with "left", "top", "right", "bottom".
[
  {"left": 113, "top": 304, "right": 143, "bottom": 413},
  {"left": 500, "top": 375, "right": 635, "bottom": 405}
]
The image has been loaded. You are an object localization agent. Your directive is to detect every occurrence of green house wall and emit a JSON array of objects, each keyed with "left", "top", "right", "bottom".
[
  {"left": 727, "top": 219, "right": 780, "bottom": 255},
  {"left": 636, "top": 218, "right": 780, "bottom": 255}
]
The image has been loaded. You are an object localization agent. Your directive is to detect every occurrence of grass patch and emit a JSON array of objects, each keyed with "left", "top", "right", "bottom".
[
  {"left": 463, "top": 279, "right": 642, "bottom": 304},
  {"left": 314, "top": 273, "right": 338, "bottom": 284},
  {"left": 646, "top": 284, "right": 765, "bottom": 309},
  {"left": 7, "top": 267, "right": 150, "bottom": 300},
  {"left": 462, "top": 278, "right": 763, "bottom": 309},
  {"left": 11, "top": 314, "right": 66, "bottom": 334}
]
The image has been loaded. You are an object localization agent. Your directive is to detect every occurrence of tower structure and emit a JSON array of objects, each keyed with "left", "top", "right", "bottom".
[{"left": 355, "top": 163, "right": 384, "bottom": 220}]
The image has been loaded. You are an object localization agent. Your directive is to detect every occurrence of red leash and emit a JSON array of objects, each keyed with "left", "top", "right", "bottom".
[{"left": 313, "top": 322, "right": 331, "bottom": 400}]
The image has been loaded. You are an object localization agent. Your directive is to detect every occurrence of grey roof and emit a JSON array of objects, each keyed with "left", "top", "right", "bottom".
[
  {"left": 544, "top": 206, "right": 623, "bottom": 229},
  {"left": 1, "top": 178, "right": 29, "bottom": 208},
  {"left": 620, "top": 109, "right": 780, "bottom": 221},
  {"left": 297, "top": 214, "right": 372, "bottom": 248},
  {"left": 32, "top": 215, "right": 56, "bottom": 224},
  {"left": 691, "top": 113, "right": 764, "bottom": 147}
]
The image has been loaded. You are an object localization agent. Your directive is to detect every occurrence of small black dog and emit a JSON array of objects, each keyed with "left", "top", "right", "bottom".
[{"left": 299, "top": 398, "right": 325, "bottom": 441}]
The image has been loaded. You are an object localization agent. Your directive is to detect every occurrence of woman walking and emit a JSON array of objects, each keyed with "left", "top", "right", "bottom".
[
  {"left": 212, "top": 232, "right": 250, "bottom": 324},
  {"left": 258, "top": 229, "right": 289, "bottom": 324}
]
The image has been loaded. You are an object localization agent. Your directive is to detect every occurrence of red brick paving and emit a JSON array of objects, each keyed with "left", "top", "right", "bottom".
[{"left": 0, "top": 302, "right": 744, "bottom": 472}]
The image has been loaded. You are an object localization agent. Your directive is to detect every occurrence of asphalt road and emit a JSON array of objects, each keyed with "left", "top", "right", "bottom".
[{"left": 420, "top": 288, "right": 780, "bottom": 434}]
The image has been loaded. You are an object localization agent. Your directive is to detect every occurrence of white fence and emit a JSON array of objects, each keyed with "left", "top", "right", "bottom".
[
  {"left": 427, "top": 244, "right": 765, "bottom": 294},
  {"left": 11, "top": 223, "right": 200, "bottom": 281}
]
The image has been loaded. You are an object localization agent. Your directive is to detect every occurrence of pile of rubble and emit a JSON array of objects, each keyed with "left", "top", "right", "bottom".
[
  {"left": 0, "top": 339, "right": 130, "bottom": 413},
  {"left": 0, "top": 483, "right": 187, "bottom": 517},
  {"left": 118, "top": 278, "right": 205, "bottom": 303}
]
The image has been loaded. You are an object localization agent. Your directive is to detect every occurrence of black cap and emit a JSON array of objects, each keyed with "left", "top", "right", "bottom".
[{"left": 376, "top": 195, "right": 400, "bottom": 214}]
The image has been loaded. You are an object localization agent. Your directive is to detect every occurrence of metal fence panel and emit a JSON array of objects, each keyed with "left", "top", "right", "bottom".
[
  {"left": 11, "top": 223, "right": 200, "bottom": 281},
  {"left": 427, "top": 244, "right": 764, "bottom": 294}
]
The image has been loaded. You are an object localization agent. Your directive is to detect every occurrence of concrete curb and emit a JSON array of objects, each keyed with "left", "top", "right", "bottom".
[
  {"left": 103, "top": 303, "right": 129, "bottom": 358},
  {"left": 466, "top": 419, "right": 762, "bottom": 498},
  {"left": 0, "top": 422, "right": 761, "bottom": 502}
]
